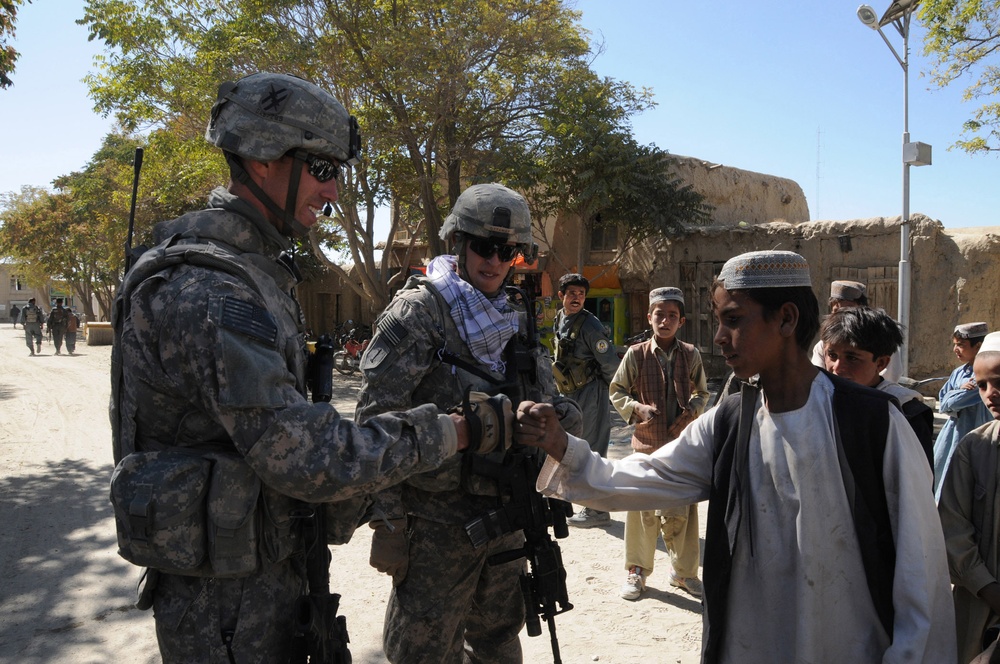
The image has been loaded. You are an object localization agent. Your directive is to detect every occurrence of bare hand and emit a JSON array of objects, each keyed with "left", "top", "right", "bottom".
[
  {"left": 515, "top": 401, "right": 568, "bottom": 462},
  {"left": 962, "top": 380, "right": 977, "bottom": 391},
  {"left": 634, "top": 403, "right": 658, "bottom": 423}
]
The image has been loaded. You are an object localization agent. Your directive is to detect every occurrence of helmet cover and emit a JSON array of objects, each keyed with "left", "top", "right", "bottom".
[{"left": 206, "top": 72, "right": 360, "bottom": 165}]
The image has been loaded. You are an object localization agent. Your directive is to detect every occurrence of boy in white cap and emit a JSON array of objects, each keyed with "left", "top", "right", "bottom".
[
  {"left": 810, "top": 279, "right": 902, "bottom": 381},
  {"left": 933, "top": 322, "right": 993, "bottom": 501},
  {"left": 608, "top": 286, "right": 709, "bottom": 600},
  {"left": 938, "top": 331, "right": 1000, "bottom": 663},
  {"left": 515, "top": 250, "right": 955, "bottom": 663}
]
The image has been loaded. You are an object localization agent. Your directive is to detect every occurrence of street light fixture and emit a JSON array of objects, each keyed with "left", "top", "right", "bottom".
[{"left": 856, "top": 1, "right": 930, "bottom": 377}]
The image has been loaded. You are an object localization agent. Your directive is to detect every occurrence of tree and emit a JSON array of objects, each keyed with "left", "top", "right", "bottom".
[
  {"left": 1, "top": 0, "right": 30, "bottom": 88},
  {"left": 921, "top": 0, "right": 1000, "bottom": 152},
  {"left": 528, "top": 67, "right": 710, "bottom": 271}
]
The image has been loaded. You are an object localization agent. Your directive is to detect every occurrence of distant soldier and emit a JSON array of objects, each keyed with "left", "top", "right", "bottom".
[
  {"left": 10, "top": 303, "right": 19, "bottom": 328},
  {"left": 19, "top": 297, "right": 43, "bottom": 356},
  {"left": 47, "top": 298, "right": 69, "bottom": 355}
]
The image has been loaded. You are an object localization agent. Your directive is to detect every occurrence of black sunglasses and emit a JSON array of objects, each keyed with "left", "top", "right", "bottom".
[
  {"left": 468, "top": 237, "right": 519, "bottom": 262},
  {"left": 302, "top": 153, "right": 341, "bottom": 182}
]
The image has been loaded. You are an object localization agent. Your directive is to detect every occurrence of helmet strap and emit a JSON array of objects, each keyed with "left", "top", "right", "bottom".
[{"left": 225, "top": 152, "right": 312, "bottom": 238}]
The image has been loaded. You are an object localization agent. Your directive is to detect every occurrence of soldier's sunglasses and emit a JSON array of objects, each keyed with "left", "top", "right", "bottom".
[
  {"left": 468, "top": 237, "right": 519, "bottom": 262},
  {"left": 303, "top": 153, "right": 341, "bottom": 182}
]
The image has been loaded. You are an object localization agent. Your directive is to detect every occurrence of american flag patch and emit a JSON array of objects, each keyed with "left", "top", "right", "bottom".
[
  {"left": 376, "top": 313, "right": 408, "bottom": 346},
  {"left": 221, "top": 297, "right": 278, "bottom": 346}
]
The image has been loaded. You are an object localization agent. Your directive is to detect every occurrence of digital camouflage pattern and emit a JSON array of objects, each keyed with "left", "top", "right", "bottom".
[
  {"left": 356, "top": 274, "right": 580, "bottom": 662},
  {"left": 206, "top": 72, "right": 360, "bottom": 165},
  {"left": 113, "top": 187, "right": 460, "bottom": 662}
]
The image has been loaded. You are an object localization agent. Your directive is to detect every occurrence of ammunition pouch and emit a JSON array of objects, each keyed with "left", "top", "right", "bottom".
[
  {"left": 110, "top": 450, "right": 264, "bottom": 577},
  {"left": 551, "top": 358, "right": 593, "bottom": 394}
]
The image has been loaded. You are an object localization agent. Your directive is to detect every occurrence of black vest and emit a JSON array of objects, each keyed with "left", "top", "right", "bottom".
[{"left": 701, "top": 371, "right": 895, "bottom": 663}]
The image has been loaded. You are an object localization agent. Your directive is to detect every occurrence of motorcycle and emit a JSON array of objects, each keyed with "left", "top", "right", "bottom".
[{"left": 333, "top": 327, "right": 370, "bottom": 375}]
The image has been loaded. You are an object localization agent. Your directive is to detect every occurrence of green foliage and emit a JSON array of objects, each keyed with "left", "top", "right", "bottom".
[
  {"left": 920, "top": 0, "right": 1000, "bottom": 152},
  {"left": 1, "top": 0, "right": 30, "bottom": 88}
]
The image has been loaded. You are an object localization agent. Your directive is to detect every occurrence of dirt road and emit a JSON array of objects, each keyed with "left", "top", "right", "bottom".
[{"left": 0, "top": 325, "right": 704, "bottom": 663}]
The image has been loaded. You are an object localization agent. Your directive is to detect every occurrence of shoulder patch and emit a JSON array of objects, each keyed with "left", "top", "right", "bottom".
[
  {"left": 596, "top": 339, "right": 610, "bottom": 354},
  {"left": 220, "top": 296, "right": 278, "bottom": 346}
]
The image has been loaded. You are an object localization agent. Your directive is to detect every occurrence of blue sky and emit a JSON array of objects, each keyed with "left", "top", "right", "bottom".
[{"left": 2, "top": 0, "right": 997, "bottom": 228}]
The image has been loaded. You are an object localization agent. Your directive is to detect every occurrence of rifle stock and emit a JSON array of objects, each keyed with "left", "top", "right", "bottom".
[{"left": 289, "top": 506, "right": 351, "bottom": 664}]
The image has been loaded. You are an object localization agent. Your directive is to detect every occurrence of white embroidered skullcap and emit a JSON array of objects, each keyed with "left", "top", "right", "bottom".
[
  {"left": 649, "top": 287, "right": 684, "bottom": 305},
  {"left": 979, "top": 332, "right": 1000, "bottom": 353},
  {"left": 718, "top": 250, "right": 812, "bottom": 289},
  {"left": 955, "top": 322, "right": 989, "bottom": 339}
]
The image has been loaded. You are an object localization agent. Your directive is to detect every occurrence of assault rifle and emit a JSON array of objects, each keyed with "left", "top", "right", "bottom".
[
  {"left": 288, "top": 503, "right": 351, "bottom": 663},
  {"left": 463, "top": 285, "right": 574, "bottom": 664}
]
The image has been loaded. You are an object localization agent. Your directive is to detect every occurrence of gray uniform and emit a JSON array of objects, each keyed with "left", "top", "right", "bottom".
[
  {"left": 554, "top": 309, "right": 620, "bottom": 457},
  {"left": 115, "top": 188, "right": 459, "bottom": 663},
  {"left": 357, "top": 275, "right": 579, "bottom": 663},
  {"left": 19, "top": 303, "right": 44, "bottom": 352}
]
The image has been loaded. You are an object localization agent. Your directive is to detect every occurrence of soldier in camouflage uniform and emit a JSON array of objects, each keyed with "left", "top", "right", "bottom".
[
  {"left": 356, "top": 183, "right": 582, "bottom": 663},
  {"left": 111, "top": 72, "right": 484, "bottom": 663}
]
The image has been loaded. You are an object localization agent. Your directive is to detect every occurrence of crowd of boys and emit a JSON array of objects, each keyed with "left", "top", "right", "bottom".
[{"left": 109, "top": 69, "right": 996, "bottom": 664}]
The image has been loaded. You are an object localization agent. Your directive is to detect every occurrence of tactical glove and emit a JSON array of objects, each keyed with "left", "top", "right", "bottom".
[
  {"left": 453, "top": 388, "right": 514, "bottom": 454},
  {"left": 369, "top": 518, "right": 408, "bottom": 583}
]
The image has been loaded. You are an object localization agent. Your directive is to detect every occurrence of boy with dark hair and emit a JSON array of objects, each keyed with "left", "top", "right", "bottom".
[
  {"left": 821, "top": 306, "right": 934, "bottom": 466},
  {"left": 810, "top": 279, "right": 903, "bottom": 382},
  {"left": 515, "top": 250, "right": 955, "bottom": 663},
  {"left": 933, "top": 322, "right": 993, "bottom": 501},
  {"left": 609, "top": 287, "right": 709, "bottom": 600},
  {"left": 938, "top": 331, "right": 1000, "bottom": 663}
]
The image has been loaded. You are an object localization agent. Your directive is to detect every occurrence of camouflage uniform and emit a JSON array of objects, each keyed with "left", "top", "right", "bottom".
[
  {"left": 554, "top": 308, "right": 620, "bottom": 457},
  {"left": 358, "top": 275, "right": 577, "bottom": 663},
  {"left": 357, "top": 184, "right": 580, "bottom": 663},
  {"left": 115, "top": 188, "right": 460, "bottom": 663}
]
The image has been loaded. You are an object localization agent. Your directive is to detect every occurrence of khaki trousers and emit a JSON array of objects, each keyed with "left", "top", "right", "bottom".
[{"left": 624, "top": 504, "right": 700, "bottom": 579}]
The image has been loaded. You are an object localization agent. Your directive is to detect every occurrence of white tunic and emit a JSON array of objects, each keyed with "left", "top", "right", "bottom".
[{"left": 538, "top": 373, "right": 956, "bottom": 663}]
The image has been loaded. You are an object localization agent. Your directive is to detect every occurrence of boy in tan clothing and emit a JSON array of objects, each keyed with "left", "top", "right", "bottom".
[{"left": 609, "top": 287, "right": 709, "bottom": 600}]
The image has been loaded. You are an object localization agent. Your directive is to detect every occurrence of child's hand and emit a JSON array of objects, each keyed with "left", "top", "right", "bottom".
[
  {"left": 634, "top": 403, "right": 658, "bottom": 423},
  {"left": 962, "top": 380, "right": 977, "bottom": 390}
]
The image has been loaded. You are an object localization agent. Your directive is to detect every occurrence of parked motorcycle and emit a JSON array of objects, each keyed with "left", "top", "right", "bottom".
[{"left": 333, "top": 327, "right": 370, "bottom": 375}]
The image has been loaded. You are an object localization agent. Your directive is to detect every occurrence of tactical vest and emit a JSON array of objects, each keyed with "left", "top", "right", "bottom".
[
  {"left": 109, "top": 234, "right": 304, "bottom": 578},
  {"left": 22, "top": 306, "right": 40, "bottom": 324}
]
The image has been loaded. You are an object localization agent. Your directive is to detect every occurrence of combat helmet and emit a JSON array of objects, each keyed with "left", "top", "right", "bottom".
[
  {"left": 440, "top": 183, "right": 537, "bottom": 258},
  {"left": 205, "top": 72, "right": 361, "bottom": 237}
]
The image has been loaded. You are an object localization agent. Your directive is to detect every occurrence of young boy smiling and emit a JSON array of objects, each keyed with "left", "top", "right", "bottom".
[
  {"left": 514, "top": 250, "right": 955, "bottom": 663},
  {"left": 609, "top": 287, "right": 709, "bottom": 600}
]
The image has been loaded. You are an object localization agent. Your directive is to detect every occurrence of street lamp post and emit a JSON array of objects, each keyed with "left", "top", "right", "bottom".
[{"left": 857, "top": 1, "right": 931, "bottom": 378}]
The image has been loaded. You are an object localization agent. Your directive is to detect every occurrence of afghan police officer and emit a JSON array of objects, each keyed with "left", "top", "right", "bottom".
[
  {"left": 109, "top": 72, "right": 496, "bottom": 663},
  {"left": 356, "top": 183, "right": 582, "bottom": 662},
  {"left": 46, "top": 297, "right": 69, "bottom": 354},
  {"left": 552, "top": 273, "right": 620, "bottom": 527},
  {"left": 20, "top": 297, "right": 44, "bottom": 355}
]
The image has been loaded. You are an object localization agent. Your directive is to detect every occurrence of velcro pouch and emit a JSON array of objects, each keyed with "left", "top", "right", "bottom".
[
  {"left": 110, "top": 450, "right": 211, "bottom": 573},
  {"left": 205, "top": 453, "right": 260, "bottom": 577},
  {"left": 550, "top": 360, "right": 576, "bottom": 394}
]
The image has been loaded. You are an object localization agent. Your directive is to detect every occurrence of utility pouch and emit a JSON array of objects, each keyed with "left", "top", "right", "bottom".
[
  {"left": 550, "top": 360, "right": 576, "bottom": 394},
  {"left": 205, "top": 453, "right": 260, "bottom": 577},
  {"left": 110, "top": 450, "right": 211, "bottom": 573}
]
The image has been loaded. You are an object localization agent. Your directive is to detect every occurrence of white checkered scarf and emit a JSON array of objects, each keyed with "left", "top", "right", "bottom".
[{"left": 426, "top": 254, "right": 518, "bottom": 373}]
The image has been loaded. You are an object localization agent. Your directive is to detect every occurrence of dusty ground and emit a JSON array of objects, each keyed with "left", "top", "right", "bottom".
[{"left": 0, "top": 324, "right": 708, "bottom": 663}]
